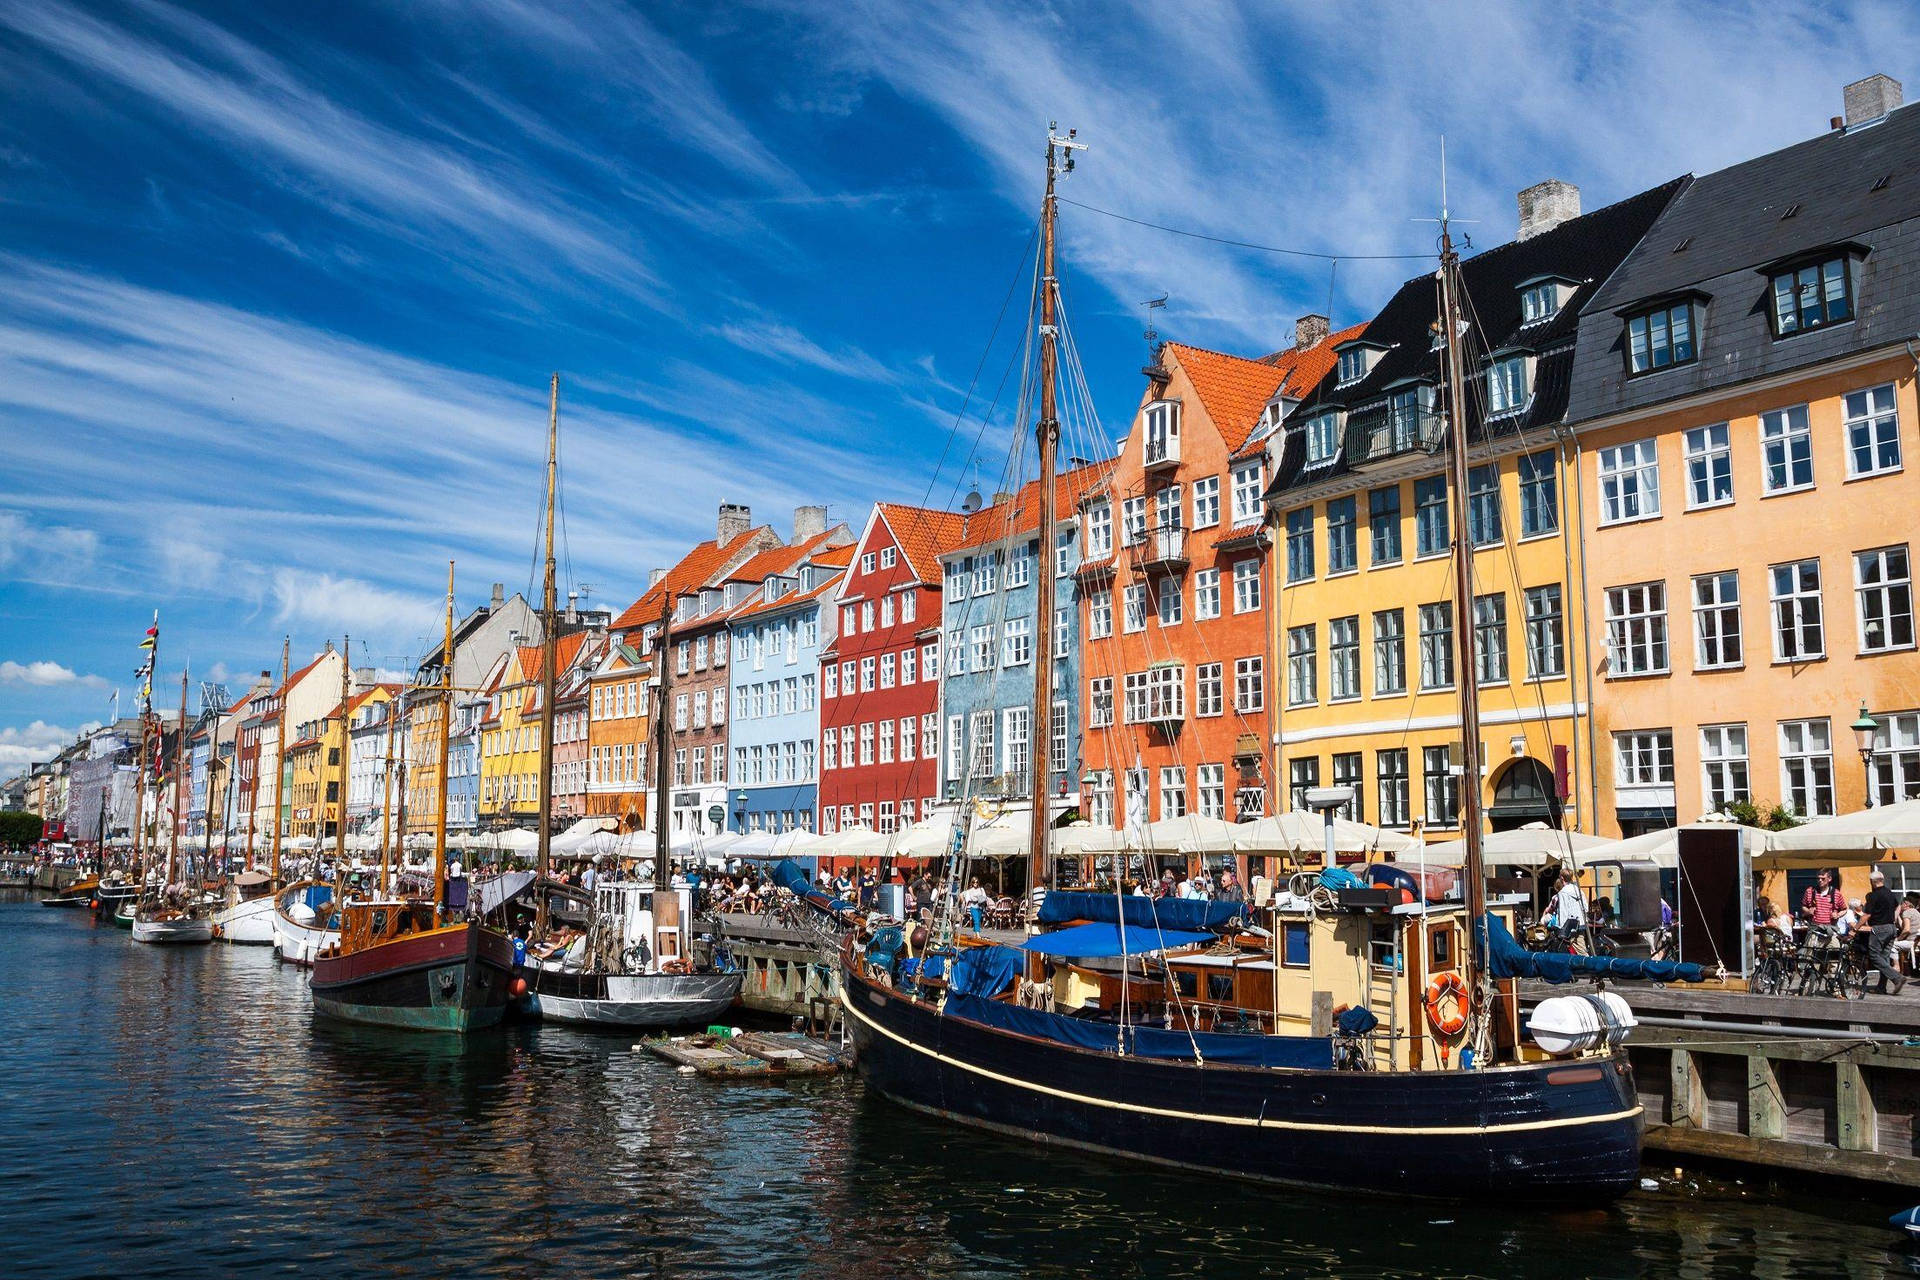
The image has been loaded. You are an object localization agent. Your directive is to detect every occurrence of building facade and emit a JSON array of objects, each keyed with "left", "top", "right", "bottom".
[{"left": 585, "top": 640, "right": 652, "bottom": 829}]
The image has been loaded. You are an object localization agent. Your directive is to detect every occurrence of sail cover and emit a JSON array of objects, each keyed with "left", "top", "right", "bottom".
[
  {"left": 1036, "top": 890, "right": 1243, "bottom": 932},
  {"left": 948, "top": 944, "right": 1024, "bottom": 997},
  {"left": 1021, "top": 921, "right": 1214, "bottom": 958},
  {"left": 1479, "top": 913, "right": 1707, "bottom": 984},
  {"left": 945, "top": 992, "right": 1333, "bottom": 1069}
]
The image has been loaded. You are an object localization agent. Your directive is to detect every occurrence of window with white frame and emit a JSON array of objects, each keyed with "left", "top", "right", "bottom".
[
  {"left": 1779, "top": 719, "right": 1834, "bottom": 818},
  {"left": 969, "top": 625, "right": 995, "bottom": 671},
  {"left": 1143, "top": 400, "right": 1180, "bottom": 465},
  {"left": 1234, "top": 656, "right": 1264, "bottom": 713},
  {"left": 1089, "top": 676, "right": 1114, "bottom": 728},
  {"left": 972, "top": 552, "right": 998, "bottom": 595},
  {"left": 1418, "top": 602, "right": 1454, "bottom": 689},
  {"left": 1305, "top": 412, "right": 1342, "bottom": 465},
  {"left": 1195, "top": 662, "right": 1223, "bottom": 717},
  {"left": 1194, "top": 569, "right": 1221, "bottom": 619},
  {"left": 1002, "top": 706, "right": 1030, "bottom": 777},
  {"left": 1122, "top": 584, "right": 1147, "bottom": 632},
  {"left": 1520, "top": 280, "right": 1561, "bottom": 323},
  {"left": 900, "top": 592, "right": 915, "bottom": 623},
  {"left": 1692, "top": 571, "right": 1743, "bottom": 669},
  {"left": 1331, "top": 752, "right": 1364, "bottom": 822},
  {"left": 1761, "top": 405, "right": 1814, "bottom": 494},
  {"left": 1231, "top": 461, "right": 1265, "bottom": 524},
  {"left": 880, "top": 595, "right": 894, "bottom": 628},
  {"left": 1153, "top": 486, "right": 1180, "bottom": 534},
  {"left": 879, "top": 653, "right": 895, "bottom": 688},
  {"left": 1605, "top": 582, "right": 1669, "bottom": 676},
  {"left": 1598, "top": 439, "right": 1661, "bottom": 523},
  {"left": 1122, "top": 496, "right": 1146, "bottom": 546},
  {"left": 1845, "top": 384, "right": 1901, "bottom": 478},
  {"left": 1523, "top": 584, "right": 1565, "bottom": 679},
  {"left": 1050, "top": 701, "right": 1069, "bottom": 774},
  {"left": 1123, "top": 666, "right": 1185, "bottom": 722},
  {"left": 1684, "top": 423, "right": 1733, "bottom": 508},
  {"left": 1232, "top": 558, "right": 1261, "bottom": 613},
  {"left": 1191, "top": 475, "right": 1220, "bottom": 529},
  {"left": 860, "top": 601, "right": 875, "bottom": 633},
  {"left": 944, "top": 560, "right": 968, "bottom": 599},
  {"left": 1329, "top": 615, "right": 1360, "bottom": 700},
  {"left": 1423, "top": 745, "right": 1460, "bottom": 827},
  {"left": 1155, "top": 581, "right": 1183, "bottom": 627},
  {"left": 1336, "top": 346, "right": 1368, "bottom": 385},
  {"left": 945, "top": 632, "right": 963, "bottom": 676},
  {"left": 861, "top": 552, "right": 876, "bottom": 574},
  {"left": 1700, "top": 724, "right": 1750, "bottom": 812},
  {"left": 1377, "top": 749, "right": 1410, "bottom": 827},
  {"left": 1487, "top": 355, "right": 1529, "bottom": 415},
  {"left": 1770, "top": 559, "right": 1825, "bottom": 662},
  {"left": 1056, "top": 530, "right": 1072, "bottom": 578},
  {"left": 1197, "top": 764, "right": 1225, "bottom": 819},
  {"left": 1055, "top": 607, "right": 1069, "bottom": 655},
  {"left": 1474, "top": 593, "right": 1508, "bottom": 684},
  {"left": 860, "top": 656, "right": 876, "bottom": 691},
  {"left": 1873, "top": 712, "right": 1920, "bottom": 806},
  {"left": 1374, "top": 608, "right": 1407, "bottom": 695},
  {"left": 898, "top": 716, "right": 914, "bottom": 763},
  {"left": 880, "top": 546, "right": 896, "bottom": 570},
  {"left": 1857, "top": 545, "right": 1914, "bottom": 653},
  {"left": 1085, "top": 501, "right": 1113, "bottom": 558},
  {"left": 859, "top": 722, "right": 875, "bottom": 766},
  {"left": 1087, "top": 770, "right": 1115, "bottom": 826},
  {"left": 1614, "top": 730, "right": 1674, "bottom": 786},
  {"left": 1006, "top": 548, "right": 1031, "bottom": 589},
  {"left": 1002, "top": 616, "right": 1032, "bottom": 666},
  {"left": 1286, "top": 625, "right": 1316, "bottom": 706},
  {"left": 1089, "top": 594, "right": 1113, "bottom": 639},
  {"left": 1159, "top": 766, "right": 1188, "bottom": 818},
  {"left": 945, "top": 715, "right": 963, "bottom": 780},
  {"left": 967, "top": 710, "right": 993, "bottom": 776}
]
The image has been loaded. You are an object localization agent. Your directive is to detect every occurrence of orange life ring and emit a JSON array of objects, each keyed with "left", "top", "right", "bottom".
[{"left": 1424, "top": 971, "right": 1470, "bottom": 1038}]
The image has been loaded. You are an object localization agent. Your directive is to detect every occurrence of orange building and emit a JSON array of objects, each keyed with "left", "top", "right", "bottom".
[{"left": 1076, "top": 324, "right": 1351, "bottom": 828}]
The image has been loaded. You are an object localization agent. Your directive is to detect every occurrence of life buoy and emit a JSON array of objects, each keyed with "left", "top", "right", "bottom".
[{"left": 1424, "top": 971, "right": 1470, "bottom": 1038}]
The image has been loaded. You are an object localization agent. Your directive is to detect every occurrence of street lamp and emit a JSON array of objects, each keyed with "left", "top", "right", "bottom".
[{"left": 1852, "top": 704, "right": 1880, "bottom": 809}]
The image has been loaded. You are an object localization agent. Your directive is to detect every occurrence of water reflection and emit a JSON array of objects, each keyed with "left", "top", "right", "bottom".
[{"left": 1, "top": 901, "right": 1914, "bottom": 1280}]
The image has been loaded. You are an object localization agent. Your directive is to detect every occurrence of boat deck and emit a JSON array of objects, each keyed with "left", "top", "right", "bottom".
[{"left": 640, "top": 1030, "right": 848, "bottom": 1079}]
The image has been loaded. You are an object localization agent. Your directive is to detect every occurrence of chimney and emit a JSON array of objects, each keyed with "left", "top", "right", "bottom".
[
  {"left": 1844, "top": 73, "right": 1903, "bottom": 127},
  {"left": 991, "top": 490, "right": 1012, "bottom": 507},
  {"left": 490, "top": 581, "right": 504, "bottom": 610},
  {"left": 648, "top": 567, "right": 667, "bottom": 588},
  {"left": 566, "top": 590, "right": 579, "bottom": 624},
  {"left": 717, "top": 503, "right": 751, "bottom": 544},
  {"left": 1294, "top": 313, "right": 1330, "bottom": 351},
  {"left": 792, "top": 504, "right": 827, "bottom": 543},
  {"left": 1517, "top": 179, "right": 1580, "bottom": 241}
]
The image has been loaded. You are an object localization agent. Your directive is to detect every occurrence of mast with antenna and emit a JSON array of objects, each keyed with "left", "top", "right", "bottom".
[
  {"left": 653, "top": 592, "right": 673, "bottom": 874},
  {"left": 435, "top": 563, "right": 455, "bottom": 920},
  {"left": 171, "top": 665, "right": 189, "bottom": 888},
  {"left": 536, "top": 373, "right": 561, "bottom": 935},
  {"left": 131, "top": 612, "right": 158, "bottom": 885},
  {"left": 1025, "top": 124, "right": 1085, "bottom": 917},
  {"left": 270, "top": 636, "right": 290, "bottom": 884},
  {"left": 335, "top": 635, "right": 352, "bottom": 870}
]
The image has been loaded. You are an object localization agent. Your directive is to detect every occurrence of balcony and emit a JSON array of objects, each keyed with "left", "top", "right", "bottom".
[
  {"left": 1133, "top": 524, "right": 1189, "bottom": 573},
  {"left": 1345, "top": 411, "right": 1445, "bottom": 470},
  {"left": 1143, "top": 429, "right": 1181, "bottom": 471}
]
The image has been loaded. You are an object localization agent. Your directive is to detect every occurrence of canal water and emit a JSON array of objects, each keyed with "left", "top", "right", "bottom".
[{"left": 0, "top": 899, "right": 1911, "bottom": 1279}]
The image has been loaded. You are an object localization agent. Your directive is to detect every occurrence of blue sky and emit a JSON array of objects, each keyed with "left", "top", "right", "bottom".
[{"left": 2, "top": 0, "right": 1913, "bottom": 775}]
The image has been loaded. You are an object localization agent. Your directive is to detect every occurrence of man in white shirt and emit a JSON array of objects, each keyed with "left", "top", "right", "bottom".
[{"left": 961, "top": 879, "right": 990, "bottom": 933}]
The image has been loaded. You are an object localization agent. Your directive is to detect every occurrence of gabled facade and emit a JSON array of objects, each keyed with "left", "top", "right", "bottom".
[
  {"left": 818, "top": 502, "right": 963, "bottom": 832},
  {"left": 345, "top": 685, "right": 406, "bottom": 839},
  {"left": 1566, "top": 77, "right": 1920, "bottom": 841},
  {"left": 936, "top": 461, "right": 1114, "bottom": 814},
  {"left": 725, "top": 533, "right": 852, "bottom": 833},
  {"left": 585, "top": 640, "right": 652, "bottom": 829},
  {"left": 259, "top": 647, "right": 345, "bottom": 840},
  {"left": 406, "top": 583, "right": 539, "bottom": 835},
  {"left": 1267, "top": 177, "right": 1685, "bottom": 840},
  {"left": 1078, "top": 329, "right": 1348, "bottom": 831}
]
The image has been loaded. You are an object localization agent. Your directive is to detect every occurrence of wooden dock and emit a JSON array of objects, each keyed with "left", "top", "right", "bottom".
[
  {"left": 641, "top": 1030, "right": 847, "bottom": 1079},
  {"left": 1521, "top": 980, "right": 1920, "bottom": 1187}
]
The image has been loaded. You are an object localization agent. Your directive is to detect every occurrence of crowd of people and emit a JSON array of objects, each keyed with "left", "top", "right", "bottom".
[{"left": 1754, "top": 866, "right": 1919, "bottom": 995}]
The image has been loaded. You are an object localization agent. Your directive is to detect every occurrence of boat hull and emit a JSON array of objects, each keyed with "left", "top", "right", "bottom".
[
  {"left": 839, "top": 958, "right": 1643, "bottom": 1203},
  {"left": 214, "top": 894, "right": 279, "bottom": 945},
  {"left": 41, "top": 878, "right": 99, "bottom": 908},
  {"left": 531, "top": 970, "right": 743, "bottom": 1028},
  {"left": 131, "top": 916, "right": 214, "bottom": 945},
  {"left": 310, "top": 922, "right": 514, "bottom": 1033}
]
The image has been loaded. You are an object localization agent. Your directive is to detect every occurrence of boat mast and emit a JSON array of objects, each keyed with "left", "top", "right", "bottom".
[
  {"left": 653, "top": 592, "right": 672, "bottom": 874},
  {"left": 434, "top": 562, "right": 455, "bottom": 917},
  {"left": 1437, "top": 218, "right": 1492, "bottom": 1043},
  {"left": 335, "top": 634, "right": 352, "bottom": 871},
  {"left": 536, "top": 373, "right": 561, "bottom": 934},
  {"left": 132, "top": 611, "right": 158, "bottom": 883},
  {"left": 1026, "top": 126, "right": 1082, "bottom": 914},
  {"left": 212, "top": 692, "right": 232, "bottom": 876},
  {"left": 171, "top": 666, "right": 189, "bottom": 887},
  {"left": 270, "top": 636, "right": 290, "bottom": 884},
  {"left": 379, "top": 686, "right": 397, "bottom": 896}
]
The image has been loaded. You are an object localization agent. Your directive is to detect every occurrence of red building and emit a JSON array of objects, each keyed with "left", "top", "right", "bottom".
[{"left": 817, "top": 501, "right": 964, "bottom": 833}]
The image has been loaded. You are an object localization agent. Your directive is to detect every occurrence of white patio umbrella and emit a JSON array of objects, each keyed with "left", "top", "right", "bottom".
[
  {"left": 1764, "top": 798, "right": 1920, "bottom": 858},
  {"left": 1231, "top": 810, "right": 1415, "bottom": 856},
  {"left": 726, "top": 830, "right": 780, "bottom": 859},
  {"left": 552, "top": 816, "right": 619, "bottom": 854},
  {"left": 1421, "top": 822, "right": 1613, "bottom": 868},
  {"left": 496, "top": 829, "right": 540, "bottom": 856},
  {"left": 1147, "top": 813, "right": 1238, "bottom": 853},
  {"left": 810, "top": 824, "right": 890, "bottom": 859}
]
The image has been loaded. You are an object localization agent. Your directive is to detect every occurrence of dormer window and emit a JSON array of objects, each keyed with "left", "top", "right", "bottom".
[
  {"left": 1768, "top": 254, "right": 1853, "bottom": 337},
  {"left": 1624, "top": 297, "right": 1699, "bottom": 374},
  {"left": 1304, "top": 411, "right": 1343, "bottom": 467},
  {"left": 1335, "top": 346, "right": 1369, "bottom": 386},
  {"left": 1518, "top": 274, "right": 1575, "bottom": 324},
  {"left": 1142, "top": 400, "right": 1181, "bottom": 468},
  {"left": 1486, "top": 353, "right": 1532, "bottom": 416}
]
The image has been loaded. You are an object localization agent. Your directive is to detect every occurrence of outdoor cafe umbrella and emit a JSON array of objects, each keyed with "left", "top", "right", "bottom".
[
  {"left": 1420, "top": 822, "right": 1612, "bottom": 868},
  {"left": 1230, "top": 810, "right": 1416, "bottom": 856},
  {"left": 1764, "top": 797, "right": 1920, "bottom": 860}
]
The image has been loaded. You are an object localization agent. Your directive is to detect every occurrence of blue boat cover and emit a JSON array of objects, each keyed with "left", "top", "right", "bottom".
[
  {"left": 1021, "top": 921, "right": 1216, "bottom": 958},
  {"left": 948, "top": 945, "right": 1024, "bottom": 997},
  {"left": 945, "top": 991, "right": 1333, "bottom": 1069},
  {"left": 1036, "top": 890, "right": 1242, "bottom": 931},
  {"left": 898, "top": 954, "right": 949, "bottom": 984},
  {"left": 1479, "top": 913, "right": 1707, "bottom": 984},
  {"left": 769, "top": 858, "right": 854, "bottom": 913}
]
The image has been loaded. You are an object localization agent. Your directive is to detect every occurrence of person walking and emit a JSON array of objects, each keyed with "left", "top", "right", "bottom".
[{"left": 1865, "top": 869, "right": 1907, "bottom": 995}]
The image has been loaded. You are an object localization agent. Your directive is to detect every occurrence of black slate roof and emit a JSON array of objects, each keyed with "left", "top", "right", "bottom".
[
  {"left": 1567, "top": 103, "right": 1920, "bottom": 426},
  {"left": 1269, "top": 177, "right": 1687, "bottom": 500}
]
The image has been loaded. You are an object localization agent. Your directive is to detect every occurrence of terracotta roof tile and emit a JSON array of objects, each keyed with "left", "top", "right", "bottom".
[
  {"left": 1166, "top": 325, "right": 1365, "bottom": 453},
  {"left": 610, "top": 526, "right": 769, "bottom": 632},
  {"left": 810, "top": 543, "right": 855, "bottom": 568},
  {"left": 947, "top": 459, "right": 1118, "bottom": 555},
  {"left": 873, "top": 502, "right": 969, "bottom": 583},
  {"left": 515, "top": 631, "right": 589, "bottom": 686}
]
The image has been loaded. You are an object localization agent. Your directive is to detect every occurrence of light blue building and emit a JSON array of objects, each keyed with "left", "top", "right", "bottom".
[
  {"left": 448, "top": 691, "right": 484, "bottom": 833},
  {"left": 935, "top": 466, "right": 1104, "bottom": 815},
  {"left": 726, "top": 535, "right": 848, "bottom": 834}
]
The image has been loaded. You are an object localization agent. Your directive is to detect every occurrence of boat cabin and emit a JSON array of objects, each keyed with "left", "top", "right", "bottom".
[{"left": 334, "top": 900, "right": 441, "bottom": 951}]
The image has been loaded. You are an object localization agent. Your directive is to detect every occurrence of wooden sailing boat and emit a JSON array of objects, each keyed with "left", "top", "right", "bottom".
[
  {"left": 262, "top": 638, "right": 339, "bottom": 959},
  {"left": 309, "top": 564, "right": 515, "bottom": 1032},
  {"left": 521, "top": 374, "right": 743, "bottom": 1028},
  {"left": 840, "top": 131, "right": 1650, "bottom": 1201},
  {"left": 213, "top": 669, "right": 277, "bottom": 943},
  {"left": 133, "top": 665, "right": 214, "bottom": 943}
]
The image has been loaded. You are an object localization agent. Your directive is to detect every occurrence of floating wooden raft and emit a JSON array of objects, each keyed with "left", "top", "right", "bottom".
[{"left": 641, "top": 1031, "right": 847, "bottom": 1079}]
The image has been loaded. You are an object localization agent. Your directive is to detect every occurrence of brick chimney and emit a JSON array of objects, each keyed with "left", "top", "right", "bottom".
[
  {"left": 1844, "top": 73, "right": 1903, "bottom": 126},
  {"left": 648, "top": 567, "right": 667, "bottom": 587},
  {"left": 1517, "top": 179, "right": 1580, "bottom": 241},
  {"left": 717, "top": 503, "right": 751, "bottom": 544},
  {"left": 792, "top": 505, "right": 827, "bottom": 543},
  {"left": 490, "top": 581, "right": 504, "bottom": 610},
  {"left": 1294, "top": 313, "right": 1329, "bottom": 351}
]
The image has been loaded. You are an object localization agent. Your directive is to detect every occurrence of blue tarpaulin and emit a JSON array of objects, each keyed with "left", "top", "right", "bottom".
[
  {"left": 769, "top": 858, "right": 853, "bottom": 913},
  {"left": 1036, "top": 890, "right": 1243, "bottom": 932},
  {"left": 1479, "top": 912, "right": 1707, "bottom": 984},
  {"left": 949, "top": 945, "right": 1024, "bottom": 997},
  {"left": 1020, "top": 921, "right": 1215, "bottom": 958},
  {"left": 945, "top": 992, "right": 1333, "bottom": 1069}
]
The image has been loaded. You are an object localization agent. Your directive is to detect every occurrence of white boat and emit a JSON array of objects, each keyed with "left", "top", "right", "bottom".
[
  {"left": 214, "top": 870, "right": 279, "bottom": 945},
  {"left": 528, "top": 880, "right": 742, "bottom": 1029},
  {"left": 272, "top": 880, "right": 339, "bottom": 966},
  {"left": 131, "top": 912, "right": 215, "bottom": 945}
]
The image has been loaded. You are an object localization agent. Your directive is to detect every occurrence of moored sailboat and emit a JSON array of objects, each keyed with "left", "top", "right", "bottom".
[{"left": 133, "top": 652, "right": 212, "bottom": 944}]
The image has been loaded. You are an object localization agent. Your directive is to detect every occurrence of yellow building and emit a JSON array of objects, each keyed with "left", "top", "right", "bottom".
[
  {"left": 478, "top": 648, "right": 540, "bottom": 828},
  {"left": 405, "top": 694, "right": 445, "bottom": 836},
  {"left": 1264, "top": 182, "right": 1683, "bottom": 839}
]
